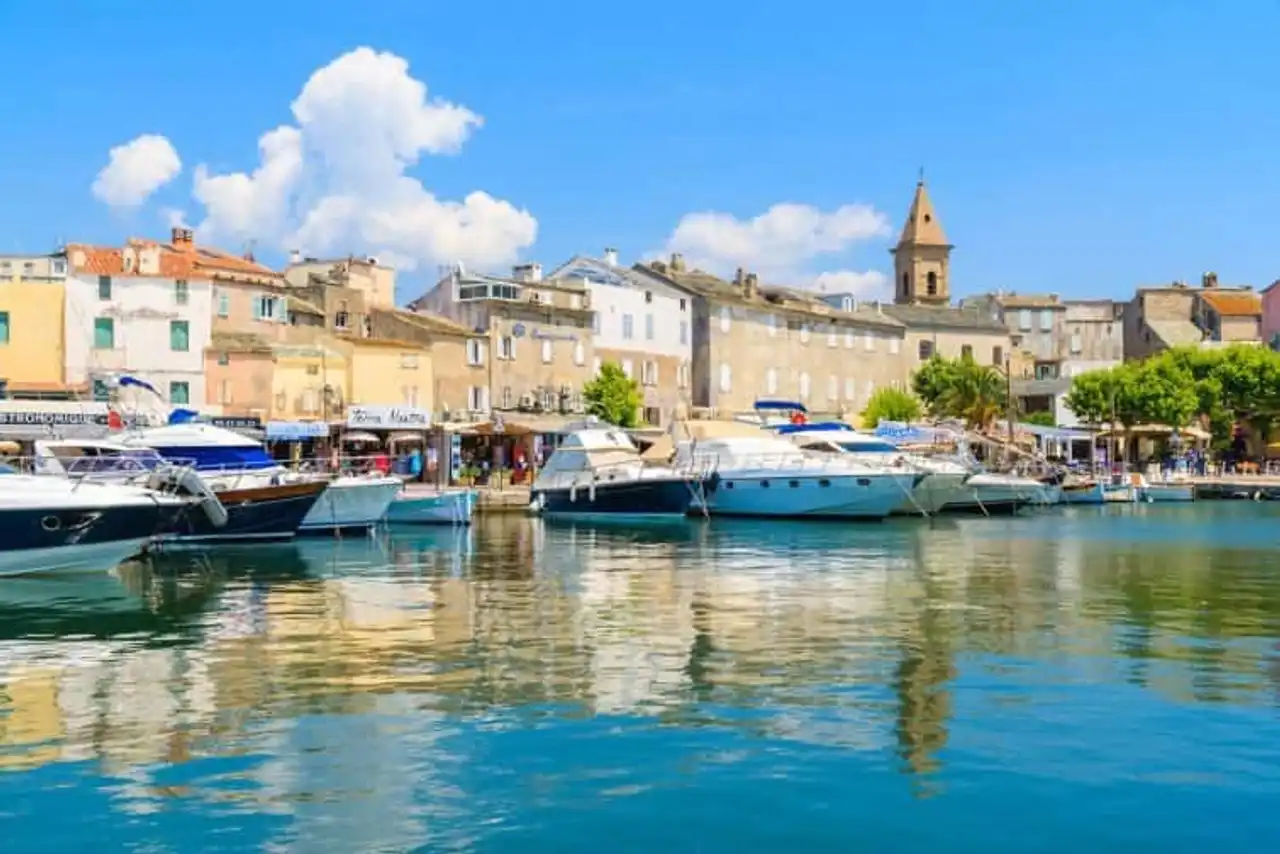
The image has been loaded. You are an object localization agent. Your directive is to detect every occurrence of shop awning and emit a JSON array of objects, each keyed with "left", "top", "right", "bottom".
[{"left": 266, "top": 420, "right": 330, "bottom": 441}]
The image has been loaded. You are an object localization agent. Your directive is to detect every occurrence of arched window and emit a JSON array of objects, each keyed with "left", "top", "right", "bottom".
[{"left": 926, "top": 271, "right": 938, "bottom": 296}]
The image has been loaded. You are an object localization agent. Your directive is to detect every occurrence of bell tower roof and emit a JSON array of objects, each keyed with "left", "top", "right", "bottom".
[{"left": 895, "top": 178, "right": 950, "bottom": 248}]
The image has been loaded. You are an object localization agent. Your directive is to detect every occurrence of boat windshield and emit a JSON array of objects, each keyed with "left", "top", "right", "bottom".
[
  {"left": 835, "top": 440, "right": 900, "bottom": 454},
  {"left": 61, "top": 448, "right": 165, "bottom": 475}
]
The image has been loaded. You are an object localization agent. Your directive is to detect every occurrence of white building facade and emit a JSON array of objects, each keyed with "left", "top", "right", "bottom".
[
  {"left": 65, "top": 245, "right": 213, "bottom": 410},
  {"left": 549, "top": 251, "right": 693, "bottom": 423}
]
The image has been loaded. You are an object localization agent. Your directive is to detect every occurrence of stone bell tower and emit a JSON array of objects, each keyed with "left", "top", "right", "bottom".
[{"left": 891, "top": 175, "right": 953, "bottom": 306}]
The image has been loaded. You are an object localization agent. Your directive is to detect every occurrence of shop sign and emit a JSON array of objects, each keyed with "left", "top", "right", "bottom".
[
  {"left": 211, "top": 416, "right": 264, "bottom": 431},
  {"left": 346, "top": 406, "right": 432, "bottom": 430}
]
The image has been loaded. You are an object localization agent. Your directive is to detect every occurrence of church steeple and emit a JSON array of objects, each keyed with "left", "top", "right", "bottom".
[{"left": 891, "top": 176, "right": 953, "bottom": 305}]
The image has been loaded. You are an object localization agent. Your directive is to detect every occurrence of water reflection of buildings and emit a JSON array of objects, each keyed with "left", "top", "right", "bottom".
[{"left": 4, "top": 511, "right": 1280, "bottom": 807}]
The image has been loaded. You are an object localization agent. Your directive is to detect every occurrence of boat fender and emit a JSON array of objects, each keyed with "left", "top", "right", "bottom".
[
  {"left": 175, "top": 468, "right": 230, "bottom": 529},
  {"left": 569, "top": 484, "right": 577, "bottom": 503},
  {"left": 588, "top": 480, "right": 596, "bottom": 502}
]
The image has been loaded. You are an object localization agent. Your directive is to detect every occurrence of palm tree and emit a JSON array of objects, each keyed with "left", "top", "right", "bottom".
[{"left": 938, "top": 357, "right": 1007, "bottom": 431}]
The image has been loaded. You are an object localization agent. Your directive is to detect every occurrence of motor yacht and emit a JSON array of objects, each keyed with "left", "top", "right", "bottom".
[
  {"left": 771, "top": 421, "right": 970, "bottom": 516},
  {"left": 0, "top": 470, "right": 203, "bottom": 576},
  {"left": 531, "top": 428, "right": 704, "bottom": 517},
  {"left": 116, "top": 420, "right": 400, "bottom": 533},
  {"left": 32, "top": 438, "right": 325, "bottom": 543},
  {"left": 672, "top": 421, "right": 918, "bottom": 520}
]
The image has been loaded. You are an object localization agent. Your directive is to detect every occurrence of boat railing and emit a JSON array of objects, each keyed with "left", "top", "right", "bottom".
[
  {"left": 3, "top": 454, "right": 206, "bottom": 497},
  {"left": 679, "top": 450, "right": 909, "bottom": 477}
]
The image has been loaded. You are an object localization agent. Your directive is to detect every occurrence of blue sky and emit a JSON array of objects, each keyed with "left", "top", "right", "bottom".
[{"left": 1, "top": 0, "right": 1277, "bottom": 302}]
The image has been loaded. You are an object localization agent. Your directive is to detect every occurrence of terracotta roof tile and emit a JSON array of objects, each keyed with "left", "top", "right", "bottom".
[
  {"left": 1199, "top": 290, "right": 1262, "bottom": 317},
  {"left": 66, "top": 236, "right": 281, "bottom": 282}
]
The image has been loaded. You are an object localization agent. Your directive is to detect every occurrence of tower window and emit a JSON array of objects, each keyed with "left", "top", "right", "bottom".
[
  {"left": 926, "top": 271, "right": 938, "bottom": 296},
  {"left": 924, "top": 214, "right": 932, "bottom": 223}
]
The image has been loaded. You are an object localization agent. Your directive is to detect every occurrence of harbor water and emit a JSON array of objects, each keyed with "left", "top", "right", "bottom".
[{"left": 2, "top": 504, "right": 1280, "bottom": 851}]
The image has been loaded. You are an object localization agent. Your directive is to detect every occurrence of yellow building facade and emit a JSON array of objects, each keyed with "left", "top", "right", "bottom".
[
  {"left": 341, "top": 338, "right": 435, "bottom": 410},
  {"left": 269, "top": 342, "right": 349, "bottom": 421},
  {"left": 0, "top": 276, "right": 67, "bottom": 392}
]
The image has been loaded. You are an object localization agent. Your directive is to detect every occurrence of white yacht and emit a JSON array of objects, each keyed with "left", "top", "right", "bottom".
[
  {"left": 113, "top": 422, "right": 400, "bottom": 532},
  {"left": 531, "top": 428, "right": 704, "bottom": 517},
  {"left": 772, "top": 422, "right": 970, "bottom": 516},
  {"left": 672, "top": 422, "right": 918, "bottom": 520},
  {"left": 0, "top": 468, "right": 200, "bottom": 576}
]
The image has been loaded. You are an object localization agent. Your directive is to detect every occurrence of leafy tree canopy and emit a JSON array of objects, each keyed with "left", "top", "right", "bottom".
[
  {"left": 860, "top": 386, "right": 923, "bottom": 429},
  {"left": 582, "top": 361, "right": 642, "bottom": 428},
  {"left": 910, "top": 354, "right": 1008, "bottom": 430}
]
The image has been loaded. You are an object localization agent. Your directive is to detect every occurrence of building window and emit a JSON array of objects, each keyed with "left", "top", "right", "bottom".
[
  {"left": 864, "top": 380, "right": 875, "bottom": 403},
  {"left": 799, "top": 324, "right": 810, "bottom": 344},
  {"left": 400, "top": 353, "right": 419, "bottom": 369},
  {"left": 169, "top": 381, "right": 190, "bottom": 405},
  {"left": 1040, "top": 309, "right": 1053, "bottom": 332},
  {"left": 499, "top": 336, "right": 515, "bottom": 360},
  {"left": 926, "top": 271, "right": 938, "bottom": 296},
  {"left": 889, "top": 337, "right": 900, "bottom": 355},
  {"left": 678, "top": 362, "right": 689, "bottom": 388},
  {"left": 827, "top": 327, "right": 837, "bottom": 348},
  {"left": 643, "top": 360, "right": 658, "bottom": 386},
  {"left": 502, "top": 386, "right": 513, "bottom": 409},
  {"left": 91, "top": 378, "right": 111, "bottom": 401},
  {"left": 592, "top": 312, "right": 601, "bottom": 333},
  {"left": 827, "top": 375, "right": 837, "bottom": 401},
  {"left": 844, "top": 377, "right": 855, "bottom": 400},
  {"left": 719, "top": 305, "right": 731, "bottom": 333},
  {"left": 592, "top": 356, "right": 601, "bottom": 376},
  {"left": 0, "top": 311, "right": 8, "bottom": 345},
  {"left": 622, "top": 313, "right": 634, "bottom": 340},
  {"left": 766, "top": 313, "right": 777, "bottom": 338},
  {"left": 918, "top": 339, "right": 934, "bottom": 360},
  {"left": 468, "top": 385, "right": 489, "bottom": 411},
  {"left": 679, "top": 320, "right": 688, "bottom": 345},
  {"left": 961, "top": 344, "right": 973, "bottom": 359},
  {"left": 765, "top": 367, "right": 778, "bottom": 395},
  {"left": 1070, "top": 332, "right": 1082, "bottom": 354},
  {"left": 1018, "top": 309, "right": 1032, "bottom": 330},
  {"left": 541, "top": 339, "right": 553, "bottom": 363},
  {"left": 217, "top": 292, "right": 230, "bottom": 317},
  {"left": 719, "top": 363, "right": 732, "bottom": 393},
  {"left": 306, "top": 364, "right": 320, "bottom": 376},
  {"left": 799, "top": 372, "right": 810, "bottom": 400},
  {"left": 217, "top": 352, "right": 230, "bottom": 366},
  {"left": 52, "top": 260, "right": 66, "bottom": 275},
  {"left": 253, "top": 295, "right": 283, "bottom": 322},
  {"left": 466, "top": 338, "right": 485, "bottom": 365},
  {"left": 679, "top": 298, "right": 687, "bottom": 312},
  {"left": 993, "top": 345, "right": 1004, "bottom": 366},
  {"left": 174, "top": 279, "right": 189, "bottom": 305},
  {"left": 621, "top": 358, "right": 634, "bottom": 379},
  {"left": 94, "top": 317, "right": 115, "bottom": 349},
  {"left": 170, "top": 320, "right": 190, "bottom": 352},
  {"left": 864, "top": 332, "right": 874, "bottom": 352},
  {"left": 570, "top": 294, "right": 582, "bottom": 310},
  {"left": 573, "top": 340, "right": 585, "bottom": 365},
  {"left": 335, "top": 310, "right": 350, "bottom": 330},
  {"left": 645, "top": 313, "right": 654, "bottom": 340},
  {"left": 219, "top": 379, "right": 232, "bottom": 405},
  {"left": 901, "top": 272, "right": 909, "bottom": 297},
  {"left": 98, "top": 275, "right": 112, "bottom": 300}
]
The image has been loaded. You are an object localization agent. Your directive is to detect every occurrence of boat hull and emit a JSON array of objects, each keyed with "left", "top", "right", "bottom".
[
  {"left": 699, "top": 472, "right": 914, "bottom": 520},
  {"left": 536, "top": 477, "right": 693, "bottom": 517},
  {"left": 299, "top": 477, "right": 402, "bottom": 532},
  {"left": 1142, "top": 484, "right": 1195, "bottom": 502},
  {"left": 159, "top": 481, "right": 327, "bottom": 544},
  {"left": 1062, "top": 483, "right": 1106, "bottom": 505},
  {"left": 941, "top": 476, "right": 1045, "bottom": 514},
  {"left": 386, "top": 489, "right": 476, "bottom": 525},
  {"left": 0, "top": 498, "right": 186, "bottom": 577},
  {"left": 891, "top": 471, "right": 970, "bottom": 515}
]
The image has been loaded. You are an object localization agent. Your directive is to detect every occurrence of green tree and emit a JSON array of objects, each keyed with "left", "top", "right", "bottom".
[
  {"left": 1021, "top": 410, "right": 1056, "bottom": 427},
  {"left": 582, "top": 361, "right": 642, "bottom": 427},
  {"left": 860, "top": 386, "right": 923, "bottom": 429},
  {"left": 911, "top": 355, "right": 960, "bottom": 417},
  {"left": 1127, "top": 358, "right": 1198, "bottom": 429},
  {"left": 937, "top": 356, "right": 1008, "bottom": 430}
]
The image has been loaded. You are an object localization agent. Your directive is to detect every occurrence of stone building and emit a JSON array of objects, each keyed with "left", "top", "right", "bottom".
[
  {"left": 636, "top": 256, "right": 908, "bottom": 417},
  {"left": 408, "top": 263, "right": 596, "bottom": 420},
  {"left": 548, "top": 250, "right": 692, "bottom": 426},
  {"left": 1125, "top": 273, "right": 1261, "bottom": 360}
]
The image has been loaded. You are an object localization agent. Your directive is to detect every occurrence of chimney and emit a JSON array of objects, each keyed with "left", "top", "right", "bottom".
[
  {"left": 1202, "top": 271, "right": 1219, "bottom": 289},
  {"left": 603, "top": 247, "right": 619, "bottom": 267},
  {"left": 669, "top": 252, "right": 685, "bottom": 273},
  {"left": 733, "top": 267, "right": 745, "bottom": 286},
  {"left": 512, "top": 262, "right": 543, "bottom": 283},
  {"left": 171, "top": 227, "right": 194, "bottom": 250},
  {"left": 289, "top": 249, "right": 301, "bottom": 265},
  {"left": 744, "top": 272, "right": 759, "bottom": 298}
]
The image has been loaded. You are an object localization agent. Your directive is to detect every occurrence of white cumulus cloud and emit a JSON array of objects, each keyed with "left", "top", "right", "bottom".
[
  {"left": 661, "top": 202, "right": 892, "bottom": 296},
  {"left": 92, "top": 134, "right": 182, "bottom": 209},
  {"left": 189, "top": 47, "right": 536, "bottom": 273}
]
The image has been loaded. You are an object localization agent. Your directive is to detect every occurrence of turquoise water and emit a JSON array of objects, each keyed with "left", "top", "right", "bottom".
[{"left": 2, "top": 504, "right": 1280, "bottom": 852}]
